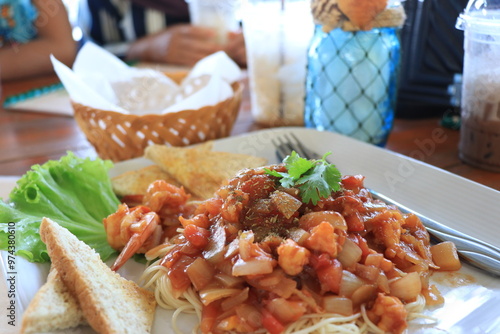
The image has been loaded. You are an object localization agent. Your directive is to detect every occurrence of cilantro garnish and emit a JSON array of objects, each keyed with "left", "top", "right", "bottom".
[{"left": 265, "top": 151, "right": 342, "bottom": 205}]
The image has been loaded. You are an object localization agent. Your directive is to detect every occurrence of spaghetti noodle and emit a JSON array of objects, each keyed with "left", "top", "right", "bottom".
[{"left": 141, "top": 261, "right": 428, "bottom": 334}]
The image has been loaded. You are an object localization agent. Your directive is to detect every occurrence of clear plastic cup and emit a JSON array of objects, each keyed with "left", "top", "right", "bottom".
[
  {"left": 457, "top": 0, "right": 500, "bottom": 171},
  {"left": 186, "top": 0, "right": 240, "bottom": 45},
  {"left": 242, "top": 0, "right": 313, "bottom": 126}
]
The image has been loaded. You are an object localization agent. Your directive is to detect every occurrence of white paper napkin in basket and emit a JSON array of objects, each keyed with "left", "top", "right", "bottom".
[{"left": 51, "top": 42, "right": 242, "bottom": 115}]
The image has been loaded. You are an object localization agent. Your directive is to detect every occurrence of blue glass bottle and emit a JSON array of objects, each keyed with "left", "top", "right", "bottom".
[{"left": 304, "top": 26, "right": 401, "bottom": 146}]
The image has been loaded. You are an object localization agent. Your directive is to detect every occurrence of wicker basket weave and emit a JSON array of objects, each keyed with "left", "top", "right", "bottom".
[{"left": 72, "top": 72, "right": 243, "bottom": 162}]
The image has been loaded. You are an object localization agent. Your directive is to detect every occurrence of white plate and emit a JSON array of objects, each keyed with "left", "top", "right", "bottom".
[{"left": 2, "top": 127, "right": 500, "bottom": 333}]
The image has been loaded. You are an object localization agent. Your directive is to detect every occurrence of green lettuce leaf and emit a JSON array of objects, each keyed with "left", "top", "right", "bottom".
[{"left": 0, "top": 152, "right": 120, "bottom": 262}]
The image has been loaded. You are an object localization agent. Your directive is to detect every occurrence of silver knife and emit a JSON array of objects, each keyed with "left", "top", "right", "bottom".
[
  {"left": 370, "top": 189, "right": 500, "bottom": 277},
  {"left": 273, "top": 134, "right": 500, "bottom": 277}
]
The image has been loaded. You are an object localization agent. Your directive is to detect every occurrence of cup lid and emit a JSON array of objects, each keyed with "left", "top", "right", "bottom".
[{"left": 456, "top": 0, "right": 500, "bottom": 30}]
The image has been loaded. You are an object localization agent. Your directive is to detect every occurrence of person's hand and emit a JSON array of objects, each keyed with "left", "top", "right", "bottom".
[
  {"left": 0, "top": 0, "right": 76, "bottom": 80},
  {"left": 223, "top": 31, "right": 247, "bottom": 68},
  {"left": 127, "top": 24, "right": 222, "bottom": 66}
]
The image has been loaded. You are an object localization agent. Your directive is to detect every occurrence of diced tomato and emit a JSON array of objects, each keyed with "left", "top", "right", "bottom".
[
  {"left": 310, "top": 254, "right": 343, "bottom": 294},
  {"left": 167, "top": 254, "right": 195, "bottom": 292},
  {"left": 318, "top": 261, "right": 343, "bottom": 294},
  {"left": 184, "top": 224, "right": 211, "bottom": 249},
  {"left": 309, "top": 253, "right": 332, "bottom": 270},
  {"left": 160, "top": 244, "right": 183, "bottom": 268},
  {"left": 200, "top": 301, "right": 220, "bottom": 334},
  {"left": 345, "top": 212, "right": 365, "bottom": 232},
  {"left": 341, "top": 175, "right": 365, "bottom": 193},
  {"left": 240, "top": 175, "right": 276, "bottom": 201},
  {"left": 323, "top": 196, "right": 365, "bottom": 232},
  {"left": 261, "top": 308, "right": 285, "bottom": 334},
  {"left": 351, "top": 234, "right": 372, "bottom": 258}
]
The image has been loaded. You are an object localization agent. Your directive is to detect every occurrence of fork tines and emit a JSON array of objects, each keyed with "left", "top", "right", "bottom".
[{"left": 272, "top": 133, "right": 317, "bottom": 161}]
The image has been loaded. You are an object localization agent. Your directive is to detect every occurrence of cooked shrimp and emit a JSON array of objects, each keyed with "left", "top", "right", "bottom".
[
  {"left": 277, "top": 239, "right": 310, "bottom": 276},
  {"left": 304, "top": 221, "right": 338, "bottom": 257},
  {"left": 103, "top": 204, "right": 161, "bottom": 271},
  {"left": 368, "top": 293, "right": 408, "bottom": 334},
  {"left": 142, "top": 180, "right": 195, "bottom": 238},
  {"left": 143, "top": 180, "right": 190, "bottom": 216}
]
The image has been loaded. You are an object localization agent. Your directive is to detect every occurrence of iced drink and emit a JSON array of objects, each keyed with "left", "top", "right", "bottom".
[
  {"left": 459, "top": 73, "right": 500, "bottom": 171},
  {"left": 243, "top": 0, "right": 313, "bottom": 126},
  {"left": 460, "top": 118, "right": 500, "bottom": 172},
  {"left": 187, "top": 0, "right": 239, "bottom": 44},
  {"left": 457, "top": 4, "right": 500, "bottom": 171}
]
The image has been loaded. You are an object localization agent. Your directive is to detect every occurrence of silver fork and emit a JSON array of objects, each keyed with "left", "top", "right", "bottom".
[{"left": 272, "top": 132, "right": 500, "bottom": 277}]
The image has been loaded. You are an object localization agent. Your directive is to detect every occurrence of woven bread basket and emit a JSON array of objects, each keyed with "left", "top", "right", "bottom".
[{"left": 72, "top": 72, "right": 243, "bottom": 162}]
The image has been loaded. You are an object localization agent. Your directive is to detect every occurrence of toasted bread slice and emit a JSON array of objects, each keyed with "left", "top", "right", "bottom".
[
  {"left": 112, "top": 164, "right": 181, "bottom": 197},
  {"left": 39, "top": 217, "right": 156, "bottom": 334},
  {"left": 21, "top": 267, "right": 87, "bottom": 334},
  {"left": 144, "top": 145, "right": 267, "bottom": 199}
]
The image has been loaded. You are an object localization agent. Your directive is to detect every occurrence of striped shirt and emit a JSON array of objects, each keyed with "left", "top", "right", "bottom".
[{"left": 79, "top": 0, "right": 189, "bottom": 56}]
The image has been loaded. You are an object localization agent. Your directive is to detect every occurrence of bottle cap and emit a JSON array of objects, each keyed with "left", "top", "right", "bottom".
[{"left": 456, "top": 0, "right": 500, "bottom": 33}]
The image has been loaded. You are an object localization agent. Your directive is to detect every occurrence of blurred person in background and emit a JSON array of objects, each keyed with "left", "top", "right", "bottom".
[
  {"left": 78, "top": 0, "right": 246, "bottom": 67},
  {"left": 0, "top": 0, "right": 76, "bottom": 80}
]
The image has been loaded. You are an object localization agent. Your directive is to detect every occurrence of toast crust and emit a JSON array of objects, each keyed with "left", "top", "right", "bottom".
[
  {"left": 39, "top": 217, "right": 156, "bottom": 334},
  {"left": 21, "top": 267, "right": 86, "bottom": 334}
]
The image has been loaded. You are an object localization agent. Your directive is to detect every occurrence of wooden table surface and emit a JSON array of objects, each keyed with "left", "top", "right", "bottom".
[{"left": 2, "top": 73, "right": 500, "bottom": 192}]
